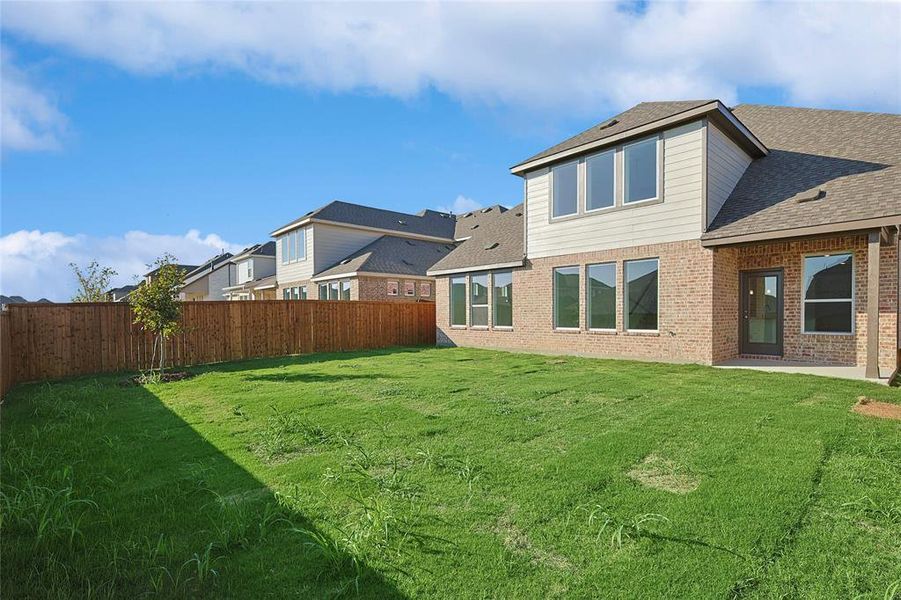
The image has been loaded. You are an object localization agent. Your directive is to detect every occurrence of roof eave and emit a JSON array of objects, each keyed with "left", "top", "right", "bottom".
[
  {"left": 427, "top": 258, "right": 525, "bottom": 277},
  {"left": 701, "top": 215, "right": 901, "bottom": 247},
  {"left": 509, "top": 101, "right": 768, "bottom": 176}
]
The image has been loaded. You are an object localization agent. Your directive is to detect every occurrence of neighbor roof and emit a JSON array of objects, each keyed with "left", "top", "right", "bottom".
[
  {"left": 703, "top": 105, "right": 901, "bottom": 244},
  {"left": 428, "top": 204, "right": 525, "bottom": 275},
  {"left": 271, "top": 200, "right": 457, "bottom": 240},
  {"left": 145, "top": 263, "right": 199, "bottom": 279},
  {"left": 231, "top": 241, "right": 276, "bottom": 261},
  {"left": 453, "top": 205, "right": 509, "bottom": 240},
  {"left": 182, "top": 253, "right": 234, "bottom": 285},
  {"left": 313, "top": 235, "right": 456, "bottom": 281}
]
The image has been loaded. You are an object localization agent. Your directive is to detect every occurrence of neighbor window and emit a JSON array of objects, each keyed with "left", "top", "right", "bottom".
[
  {"left": 493, "top": 271, "right": 513, "bottom": 328},
  {"left": 404, "top": 281, "right": 416, "bottom": 297},
  {"left": 340, "top": 280, "right": 351, "bottom": 300},
  {"left": 281, "top": 229, "right": 307, "bottom": 264},
  {"left": 329, "top": 282, "right": 339, "bottom": 300},
  {"left": 625, "top": 258, "right": 659, "bottom": 331},
  {"left": 624, "top": 137, "right": 658, "bottom": 204},
  {"left": 554, "top": 266, "right": 580, "bottom": 329},
  {"left": 300, "top": 286, "right": 307, "bottom": 300},
  {"left": 450, "top": 276, "right": 466, "bottom": 326},
  {"left": 318, "top": 284, "right": 328, "bottom": 300},
  {"left": 246, "top": 260, "right": 253, "bottom": 280},
  {"left": 551, "top": 160, "right": 578, "bottom": 218},
  {"left": 283, "top": 289, "right": 291, "bottom": 300},
  {"left": 387, "top": 281, "right": 399, "bottom": 296},
  {"left": 586, "top": 150, "right": 615, "bottom": 211},
  {"left": 587, "top": 263, "right": 616, "bottom": 330},
  {"left": 803, "top": 253, "right": 853, "bottom": 333},
  {"left": 470, "top": 274, "right": 489, "bottom": 327},
  {"left": 292, "top": 287, "right": 300, "bottom": 300},
  {"left": 419, "top": 282, "right": 432, "bottom": 297}
]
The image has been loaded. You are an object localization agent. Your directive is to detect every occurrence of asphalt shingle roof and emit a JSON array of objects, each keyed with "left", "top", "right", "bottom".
[
  {"left": 429, "top": 204, "right": 524, "bottom": 274},
  {"left": 704, "top": 105, "right": 901, "bottom": 240},
  {"left": 273, "top": 200, "right": 457, "bottom": 240},
  {"left": 452, "top": 204, "right": 509, "bottom": 240},
  {"left": 314, "top": 235, "right": 456, "bottom": 279},
  {"left": 514, "top": 100, "right": 714, "bottom": 169}
]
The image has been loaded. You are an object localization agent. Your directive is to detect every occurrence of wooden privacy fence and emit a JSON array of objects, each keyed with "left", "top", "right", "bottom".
[{"left": 0, "top": 300, "right": 435, "bottom": 397}]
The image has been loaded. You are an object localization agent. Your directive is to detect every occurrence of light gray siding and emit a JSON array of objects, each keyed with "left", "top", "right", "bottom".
[
  {"left": 312, "top": 223, "right": 382, "bottom": 273},
  {"left": 207, "top": 264, "right": 236, "bottom": 300},
  {"left": 275, "top": 225, "right": 314, "bottom": 284},
  {"left": 237, "top": 256, "right": 276, "bottom": 284},
  {"left": 706, "top": 122, "right": 753, "bottom": 228},
  {"left": 525, "top": 120, "right": 705, "bottom": 258}
]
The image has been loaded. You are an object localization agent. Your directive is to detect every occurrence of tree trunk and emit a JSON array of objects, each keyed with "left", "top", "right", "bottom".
[{"left": 159, "top": 333, "right": 166, "bottom": 373}]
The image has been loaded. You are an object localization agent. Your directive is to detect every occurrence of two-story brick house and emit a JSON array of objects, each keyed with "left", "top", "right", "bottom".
[
  {"left": 271, "top": 200, "right": 507, "bottom": 302},
  {"left": 428, "top": 101, "right": 900, "bottom": 379}
]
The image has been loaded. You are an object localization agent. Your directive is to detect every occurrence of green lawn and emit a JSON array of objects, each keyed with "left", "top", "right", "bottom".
[{"left": 2, "top": 347, "right": 900, "bottom": 599}]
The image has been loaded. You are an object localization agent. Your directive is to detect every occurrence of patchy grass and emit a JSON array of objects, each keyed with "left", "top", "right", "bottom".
[{"left": 2, "top": 347, "right": 900, "bottom": 598}]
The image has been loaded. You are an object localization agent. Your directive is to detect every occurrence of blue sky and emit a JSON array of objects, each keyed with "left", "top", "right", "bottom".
[{"left": 1, "top": 1, "right": 899, "bottom": 300}]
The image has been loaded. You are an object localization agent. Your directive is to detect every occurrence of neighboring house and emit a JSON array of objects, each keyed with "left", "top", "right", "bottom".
[
  {"left": 0, "top": 295, "right": 51, "bottom": 307},
  {"left": 144, "top": 263, "right": 199, "bottom": 285},
  {"left": 428, "top": 100, "right": 900, "bottom": 379},
  {"left": 179, "top": 253, "right": 235, "bottom": 301},
  {"left": 222, "top": 242, "right": 278, "bottom": 300},
  {"left": 106, "top": 285, "right": 137, "bottom": 302},
  {"left": 271, "top": 200, "right": 505, "bottom": 302}
]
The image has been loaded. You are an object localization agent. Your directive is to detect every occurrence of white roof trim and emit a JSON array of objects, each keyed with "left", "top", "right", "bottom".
[
  {"left": 427, "top": 259, "right": 525, "bottom": 277},
  {"left": 311, "top": 270, "right": 435, "bottom": 283},
  {"left": 271, "top": 218, "right": 455, "bottom": 243}
]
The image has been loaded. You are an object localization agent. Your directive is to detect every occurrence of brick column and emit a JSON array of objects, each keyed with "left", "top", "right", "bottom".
[{"left": 866, "top": 231, "right": 880, "bottom": 378}]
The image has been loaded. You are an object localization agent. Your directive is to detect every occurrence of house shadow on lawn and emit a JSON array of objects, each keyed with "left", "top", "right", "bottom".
[{"left": 0, "top": 375, "right": 408, "bottom": 599}]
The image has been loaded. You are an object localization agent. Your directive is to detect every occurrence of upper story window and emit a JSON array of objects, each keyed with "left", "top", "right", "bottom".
[
  {"left": 623, "top": 137, "right": 659, "bottom": 204},
  {"left": 803, "top": 253, "right": 853, "bottom": 334},
  {"left": 246, "top": 260, "right": 253, "bottom": 280},
  {"left": 551, "top": 160, "right": 578, "bottom": 218},
  {"left": 586, "top": 150, "right": 615, "bottom": 211},
  {"left": 281, "top": 228, "right": 307, "bottom": 265}
]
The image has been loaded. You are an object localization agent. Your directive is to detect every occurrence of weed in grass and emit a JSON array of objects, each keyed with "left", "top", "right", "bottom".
[
  {"left": 182, "top": 543, "right": 220, "bottom": 587},
  {"left": 581, "top": 505, "right": 669, "bottom": 549}
]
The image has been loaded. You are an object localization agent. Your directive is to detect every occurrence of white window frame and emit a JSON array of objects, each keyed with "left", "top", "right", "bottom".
[
  {"left": 586, "top": 262, "right": 617, "bottom": 332},
  {"left": 622, "top": 135, "right": 661, "bottom": 205},
  {"left": 584, "top": 149, "right": 617, "bottom": 214},
  {"left": 281, "top": 237, "right": 290, "bottom": 265},
  {"left": 246, "top": 260, "right": 253, "bottom": 280},
  {"left": 404, "top": 281, "right": 416, "bottom": 297},
  {"left": 491, "top": 271, "right": 513, "bottom": 330},
  {"left": 300, "top": 286, "right": 307, "bottom": 300},
  {"left": 283, "top": 288, "right": 291, "bottom": 300},
  {"left": 624, "top": 258, "right": 659, "bottom": 333},
  {"left": 318, "top": 284, "right": 328, "bottom": 300},
  {"left": 470, "top": 273, "right": 489, "bottom": 328},
  {"left": 553, "top": 266, "right": 580, "bottom": 331},
  {"left": 387, "top": 280, "right": 399, "bottom": 296},
  {"left": 281, "top": 229, "right": 307, "bottom": 265},
  {"left": 419, "top": 282, "right": 432, "bottom": 297},
  {"left": 802, "top": 252, "right": 855, "bottom": 335},
  {"left": 550, "top": 159, "right": 580, "bottom": 220},
  {"left": 450, "top": 276, "right": 467, "bottom": 327},
  {"left": 340, "top": 280, "right": 352, "bottom": 300}
]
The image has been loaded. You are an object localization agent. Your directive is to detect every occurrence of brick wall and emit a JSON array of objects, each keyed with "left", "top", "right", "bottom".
[
  {"left": 435, "top": 240, "right": 717, "bottom": 364},
  {"left": 355, "top": 276, "right": 436, "bottom": 303}
]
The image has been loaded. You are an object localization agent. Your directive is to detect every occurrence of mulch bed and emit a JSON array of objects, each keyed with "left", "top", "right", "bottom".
[{"left": 852, "top": 396, "right": 901, "bottom": 421}]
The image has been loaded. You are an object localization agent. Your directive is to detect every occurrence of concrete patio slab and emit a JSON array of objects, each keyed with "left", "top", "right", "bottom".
[{"left": 715, "top": 358, "right": 891, "bottom": 384}]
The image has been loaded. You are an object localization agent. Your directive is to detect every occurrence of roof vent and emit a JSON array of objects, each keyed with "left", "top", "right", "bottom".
[
  {"left": 598, "top": 118, "right": 619, "bottom": 130},
  {"left": 464, "top": 212, "right": 473, "bottom": 218},
  {"left": 340, "top": 258, "right": 351, "bottom": 265},
  {"left": 471, "top": 224, "right": 479, "bottom": 230},
  {"left": 398, "top": 219, "right": 407, "bottom": 225},
  {"left": 405, "top": 240, "right": 416, "bottom": 246},
  {"left": 484, "top": 242, "right": 499, "bottom": 250},
  {"left": 481, "top": 207, "right": 492, "bottom": 213},
  {"left": 796, "top": 188, "right": 826, "bottom": 203},
  {"left": 515, "top": 212, "right": 523, "bottom": 217},
  {"left": 401, "top": 259, "right": 413, "bottom": 266}
]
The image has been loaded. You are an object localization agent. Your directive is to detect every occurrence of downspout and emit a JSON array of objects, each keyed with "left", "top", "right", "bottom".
[{"left": 891, "top": 225, "right": 900, "bottom": 385}]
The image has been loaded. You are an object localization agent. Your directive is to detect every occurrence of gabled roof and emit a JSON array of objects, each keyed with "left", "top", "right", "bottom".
[
  {"left": 182, "top": 253, "right": 234, "bottom": 285},
  {"left": 313, "top": 235, "right": 456, "bottom": 281},
  {"left": 271, "top": 200, "right": 457, "bottom": 240},
  {"left": 511, "top": 100, "right": 766, "bottom": 174},
  {"left": 453, "top": 204, "right": 509, "bottom": 240},
  {"left": 231, "top": 241, "right": 276, "bottom": 261},
  {"left": 428, "top": 204, "right": 525, "bottom": 276},
  {"left": 144, "top": 263, "right": 199, "bottom": 279},
  {"left": 703, "top": 105, "right": 901, "bottom": 244}
]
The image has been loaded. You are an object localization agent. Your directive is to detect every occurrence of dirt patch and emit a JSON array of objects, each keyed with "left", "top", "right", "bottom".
[
  {"left": 852, "top": 397, "right": 901, "bottom": 421},
  {"left": 492, "top": 513, "right": 571, "bottom": 570},
  {"left": 124, "top": 371, "right": 194, "bottom": 386},
  {"left": 627, "top": 454, "right": 700, "bottom": 495}
]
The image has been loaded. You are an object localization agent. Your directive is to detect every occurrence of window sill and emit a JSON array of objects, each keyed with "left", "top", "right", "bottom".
[
  {"left": 470, "top": 326, "right": 489, "bottom": 330},
  {"left": 624, "top": 330, "right": 659, "bottom": 337},
  {"left": 553, "top": 328, "right": 581, "bottom": 334},
  {"left": 587, "top": 329, "right": 617, "bottom": 335},
  {"left": 801, "top": 331, "right": 854, "bottom": 337},
  {"left": 492, "top": 326, "right": 513, "bottom": 332},
  {"left": 450, "top": 325, "right": 467, "bottom": 329}
]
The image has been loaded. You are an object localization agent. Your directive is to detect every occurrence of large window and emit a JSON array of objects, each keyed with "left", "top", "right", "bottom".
[
  {"left": 625, "top": 258, "right": 659, "bottom": 331},
  {"left": 329, "top": 282, "right": 339, "bottom": 300},
  {"left": 587, "top": 263, "right": 616, "bottom": 330},
  {"left": 340, "top": 280, "right": 351, "bottom": 300},
  {"left": 554, "top": 266, "right": 580, "bottom": 329},
  {"left": 586, "top": 150, "right": 615, "bottom": 211},
  {"left": 551, "top": 160, "right": 579, "bottom": 218},
  {"left": 493, "top": 272, "right": 513, "bottom": 328},
  {"left": 470, "top": 274, "right": 489, "bottom": 327},
  {"left": 803, "top": 253, "right": 853, "bottom": 333},
  {"left": 283, "top": 288, "right": 291, "bottom": 300},
  {"left": 624, "top": 137, "right": 658, "bottom": 204},
  {"left": 450, "top": 276, "right": 466, "bottom": 326},
  {"left": 281, "top": 229, "right": 307, "bottom": 264},
  {"left": 318, "top": 284, "right": 328, "bottom": 300}
]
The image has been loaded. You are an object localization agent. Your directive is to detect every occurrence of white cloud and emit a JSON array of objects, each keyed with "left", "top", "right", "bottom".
[
  {"left": 437, "top": 194, "right": 483, "bottom": 215},
  {"left": 0, "top": 229, "right": 247, "bottom": 301},
  {"left": 1, "top": 1, "right": 898, "bottom": 116},
  {"left": 0, "top": 46, "right": 68, "bottom": 152}
]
